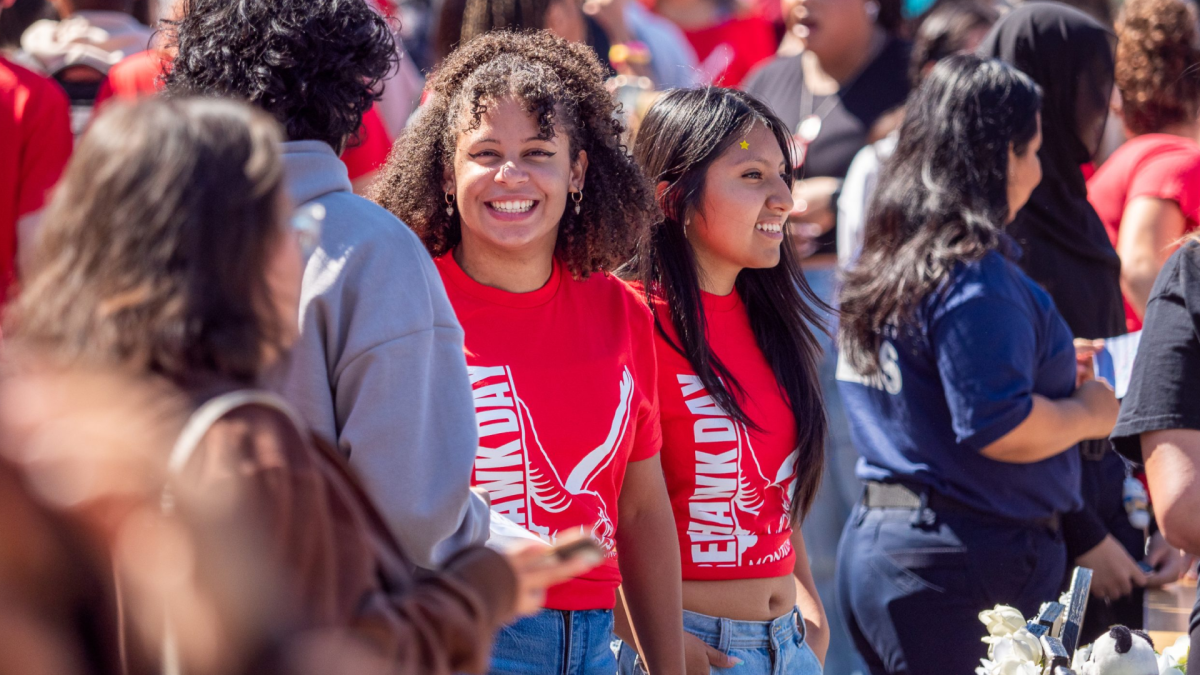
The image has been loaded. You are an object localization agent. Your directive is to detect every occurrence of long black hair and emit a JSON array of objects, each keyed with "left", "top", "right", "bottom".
[
  {"left": 839, "top": 55, "right": 1042, "bottom": 374},
  {"left": 630, "top": 87, "right": 828, "bottom": 521}
]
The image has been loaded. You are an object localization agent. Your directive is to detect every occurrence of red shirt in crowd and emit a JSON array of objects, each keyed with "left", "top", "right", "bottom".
[
  {"left": 94, "top": 50, "right": 391, "bottom": 182},
  {"left": 1088, "top": 133, "right": 1200, "bottom": 330},
  {"left": 435, "top": 253, "right": 662, "bottom": 610},
  {"left": 681, "top": 16, "right": 777, "bottom": 87},
  {"left": 652, "top": 289, "right": 798, "bottom": 580},
  {"left": 0, "top": 55, "right": 72, "bottom": 304}
]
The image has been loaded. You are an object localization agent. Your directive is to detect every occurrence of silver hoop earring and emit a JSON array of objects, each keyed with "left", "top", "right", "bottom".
[
  {"left": 445, "top": 192, "right": 456, "bottom": 217},
  {"left": 571, "top": 189, "right": 583, "bottom": 215}
]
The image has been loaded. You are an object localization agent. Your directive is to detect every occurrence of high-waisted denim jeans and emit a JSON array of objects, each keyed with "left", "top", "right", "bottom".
[
  {"left": 487, "top": 608, "right": 616, "bottom": 675},
  {"left": 617, "top": 607, "right": 823, "bottom": 675}
]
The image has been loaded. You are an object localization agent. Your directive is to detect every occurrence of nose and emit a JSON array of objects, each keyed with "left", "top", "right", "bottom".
[
  {"left": 495, "top": 161, "right": 529, "bottom": 186},
  {"left": 768, "top": 175, "right": 795, "bottom": 214}
]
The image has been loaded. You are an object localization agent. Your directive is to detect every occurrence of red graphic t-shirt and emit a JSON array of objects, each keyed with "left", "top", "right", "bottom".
[
  {"left": 436, "top": 253, "right": 662, "bottom": 610},
  {"left": 652, "top": 289, "right": 798, "bottom": 580}
]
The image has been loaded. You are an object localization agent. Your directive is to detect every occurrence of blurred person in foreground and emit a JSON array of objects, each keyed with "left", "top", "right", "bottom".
[
  {"left": 163, "top": 0, "right": 494, "bottom": 571},
  {"left": 6, "top": 96, "right": 591, "bottom": 674},
  {"left": 0, "top": 0, "right": 72, "bottom": 305},
  {"left": 836, "top": 55, "right": 1119, "bottom": 674}
]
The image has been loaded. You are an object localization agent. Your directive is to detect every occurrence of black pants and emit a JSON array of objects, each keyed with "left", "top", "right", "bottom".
[
  {"left": 836, "top": 503, "right": 1066, "bottom": 675},
  {"left": 1077, "top": 449, "right": 1146, "bottom": 644}
]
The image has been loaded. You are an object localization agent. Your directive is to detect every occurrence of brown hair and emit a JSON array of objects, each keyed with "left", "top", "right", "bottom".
[
  {"left": 7, "top": 98, "right": 287, "bottom": 387},
  {"left": 371, "top": 30, "right": 657, "bottom": 278},
  {"left": 1116, "top": 0, "right": 1200, "bottom": 135}
]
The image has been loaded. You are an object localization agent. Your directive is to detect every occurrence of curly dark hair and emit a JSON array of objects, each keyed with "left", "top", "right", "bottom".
[
  {"left": 162, "top": 0, "right": 398, "bottom": 151},
  {"left": 371, "top": 29, "right": 656, "bottom": 277},
  {"left": 1115, "top": 0, "right": 1200, "bottom": 135}
]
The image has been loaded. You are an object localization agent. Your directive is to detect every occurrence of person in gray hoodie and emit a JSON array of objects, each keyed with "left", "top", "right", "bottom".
[{"left": 161, "top": 0, "right": 490, "bottom": 568}]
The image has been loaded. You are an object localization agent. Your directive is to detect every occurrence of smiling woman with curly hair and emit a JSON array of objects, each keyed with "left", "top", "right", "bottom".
[{"left": 372, "top": 29, "right": 684, "bottom": 675}]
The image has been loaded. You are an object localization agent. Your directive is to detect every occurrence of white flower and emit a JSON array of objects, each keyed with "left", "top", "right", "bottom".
[
  {"left": 1158, "top": 636, "right": 1189, "bottom": 675},
  {"left": 976, "top": 658, "right": 1043, "bottom": 675},
  {"left": 979, "top": 605, "right": 1028, "bottom": 638},
  {"left": 985, "top": 628, "right": 1043, "bottom": 666}
]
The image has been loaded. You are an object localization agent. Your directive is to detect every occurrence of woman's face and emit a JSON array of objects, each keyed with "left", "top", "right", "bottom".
[
  {"left": 450, "top": 96, "right": 587, "bottom": 262},
  {"left": 786, "top": 0, "right": 875, "bottom": 60},
  {"left": 687, "top": 123, "right": 794, "bottom": 286},
  {"left": 264, "top": 190, "right": 303, "bottom": 354},
  {"left": 1007, "top": 117, "right": 1044, "bottom": 223}
]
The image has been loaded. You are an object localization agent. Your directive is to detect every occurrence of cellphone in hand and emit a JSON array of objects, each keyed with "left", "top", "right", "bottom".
[
  {"left": 545, "top": 537, "right": 604, "bottom": 566},
  {"left": 1138, "top": 561, "right": 1155, "bottom": 575}
]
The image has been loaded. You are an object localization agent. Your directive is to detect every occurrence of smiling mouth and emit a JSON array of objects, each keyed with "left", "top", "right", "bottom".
[
  {"left": 755, "top": 221, "right": 784, "bottom": 234},
  {"left": 487, "top": 199, "right": 538, "bottom": 214}
]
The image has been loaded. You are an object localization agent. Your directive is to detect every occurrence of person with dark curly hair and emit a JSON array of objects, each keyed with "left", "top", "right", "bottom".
[
  {"left": 1089, "top": 0, "right": 1200, "bottom": 331},
  {"left": 162, "top": 0, "right": 497, "bottom": 572},
  {"left": 372, "top": 29, "right": 686, "bottom": 675}
]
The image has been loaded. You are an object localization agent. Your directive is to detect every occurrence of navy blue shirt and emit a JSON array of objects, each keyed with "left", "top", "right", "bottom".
[{"left": 837, "top": 249, "right": 1082, "bottom": 520}]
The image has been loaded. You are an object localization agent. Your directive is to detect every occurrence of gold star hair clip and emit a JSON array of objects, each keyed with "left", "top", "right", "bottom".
[{"left": 739, "top": 140, "right": 750, "bottom": 150}]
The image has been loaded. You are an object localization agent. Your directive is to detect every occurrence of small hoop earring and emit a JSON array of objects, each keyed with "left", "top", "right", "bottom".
[
  {"left": 445, "top": 192, "right": 456, "bottom": 217},
  {"left": 571, "top": 189, "right": 583, "bottom": 215}
]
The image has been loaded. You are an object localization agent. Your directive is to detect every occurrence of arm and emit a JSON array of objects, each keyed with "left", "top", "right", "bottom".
[
  {"left": 790, "top": 528, "right": 828, "bottom": 664},
  {"left": 1142, "top": 428, "right": 1200, "bottom": 554},
  {"left": 980, "top": 381, "right": 1118, "bottom": 463},
  {"left": 268, "top": 220, "right": 490, "bottom": 569},
  {"left": 615, "top": 454, "right": 686, "bottom": 675},
  {"left": 1117, "top": 196, "right": 1186, "bottom": 319}
]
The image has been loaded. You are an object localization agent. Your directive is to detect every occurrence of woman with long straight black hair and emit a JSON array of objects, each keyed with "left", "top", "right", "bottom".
[
  {"left": 621, "top": 87, "right": 828, "bottom": 675},
  {"left": 834, "top": 55, "right": 1119, "bottom": 675}
]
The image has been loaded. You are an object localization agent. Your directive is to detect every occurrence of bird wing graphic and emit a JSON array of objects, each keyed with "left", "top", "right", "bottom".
[
  {"left": 565, "top": 367, "right": 634, "bottom": 493},
  {"left": 521, "top": 397, "right": 573, "bottom": 513}
]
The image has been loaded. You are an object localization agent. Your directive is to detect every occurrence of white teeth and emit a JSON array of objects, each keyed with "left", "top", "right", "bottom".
[
  {"left": 755, "top": 222, "right": 783, "bottom": 233},
  {"left": 490, "top": 200, "right": 535, "bottom": 213}
]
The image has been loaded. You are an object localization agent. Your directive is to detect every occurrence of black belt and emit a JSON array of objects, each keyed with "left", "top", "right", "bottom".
[{"left": 863, "top": 481, "right": 1061, "bottom": 534}]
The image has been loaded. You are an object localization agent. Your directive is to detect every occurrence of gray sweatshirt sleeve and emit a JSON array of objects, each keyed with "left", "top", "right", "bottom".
[{"left": 269, "top": 195, "right": 489, "bottom": 568}]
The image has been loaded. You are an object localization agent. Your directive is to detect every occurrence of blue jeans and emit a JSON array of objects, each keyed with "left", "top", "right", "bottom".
[
  {"left": 617, "top": 608, "right": 822, "bottom": 675},
  {"left": 836, "top": 503, "right": 1066, "bottom": 675},
  {"left": 487, "top": 608, "right": 617, "bottom": 675}
]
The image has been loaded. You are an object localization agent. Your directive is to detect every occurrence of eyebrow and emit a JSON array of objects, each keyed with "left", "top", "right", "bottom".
[{"left": 474, "top": 136, "right": 554, "bottom": 144}]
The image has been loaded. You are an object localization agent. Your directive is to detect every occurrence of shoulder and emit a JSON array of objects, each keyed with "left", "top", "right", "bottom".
[
  {"left": 932, "top": 251, "right": 1042, "bottom": 319},
  {"left": 0, "top": 55, "right": 67, "bottom": 108},
  {"left": 743, "top": 53, "right": 804, "bottom": 94},
  {"left": 576, "top": 272, "right": 655, "bottom": 322},
  {"left": 309, "top": 194, "right": 438, "bottom": 281},
  {"left": 196, "top": 402, "right": 315, "bottom": 471}
]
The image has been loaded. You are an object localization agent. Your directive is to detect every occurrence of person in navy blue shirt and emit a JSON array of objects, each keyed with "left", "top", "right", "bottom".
[{"left": 834, "top": 55, "right": 1120, "bottom": 675}]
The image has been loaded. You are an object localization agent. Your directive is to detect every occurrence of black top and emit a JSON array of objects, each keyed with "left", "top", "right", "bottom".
[
  {"left": 741, "top": 38, "right": 911, "bottom": 256},
  {"left": 1110, "top": 241, "right": 1200, "bottom": 654},
  {"left": 978, "top": 3, "right": 1124, "bottom": 339},
  {"left": 1111, "top": 241, "right": 1200, "bottom": 460}
]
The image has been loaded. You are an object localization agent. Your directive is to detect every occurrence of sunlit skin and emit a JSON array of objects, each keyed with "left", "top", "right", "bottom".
[
  {"left": 683, "top": 123, "right": 794, "bottom": 296},
  {"left": 446, "top": 97, "right": 588, "bottom": 293}
]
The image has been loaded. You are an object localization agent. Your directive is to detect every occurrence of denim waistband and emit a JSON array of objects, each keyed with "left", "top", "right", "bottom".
[{"left": 683, "top": 607, "right": 803, "bottom": 651}]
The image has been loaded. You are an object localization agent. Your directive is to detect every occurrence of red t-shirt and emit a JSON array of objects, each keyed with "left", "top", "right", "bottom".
[
  {"left": 93, "top": 51, "right": 390, "bottom": 182},
  {"left": 652, "top": 289, "right": 798, "bottom": 580},
  {"left": 683, "top": 16, "right": 777, "bottom": 87},
  {"left": 0, "top": 56, "right": 72, "bottom": 304},
  {"left": 1088, "top": 134, "right": 1200, "bottom": 330},
  {"left": 436, "top": 253, "right": 662, "bottom": 610}
]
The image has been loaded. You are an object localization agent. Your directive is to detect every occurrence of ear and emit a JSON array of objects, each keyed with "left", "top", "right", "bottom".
[
  {"left": 570, "top": 149, "right": 589, "bottom": 192},
  {"left": 442, "top": 166, "right": 455, "bottom": 196},
  {"left": 655, "top": 180, "right": 670, "bottom": 203}
]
